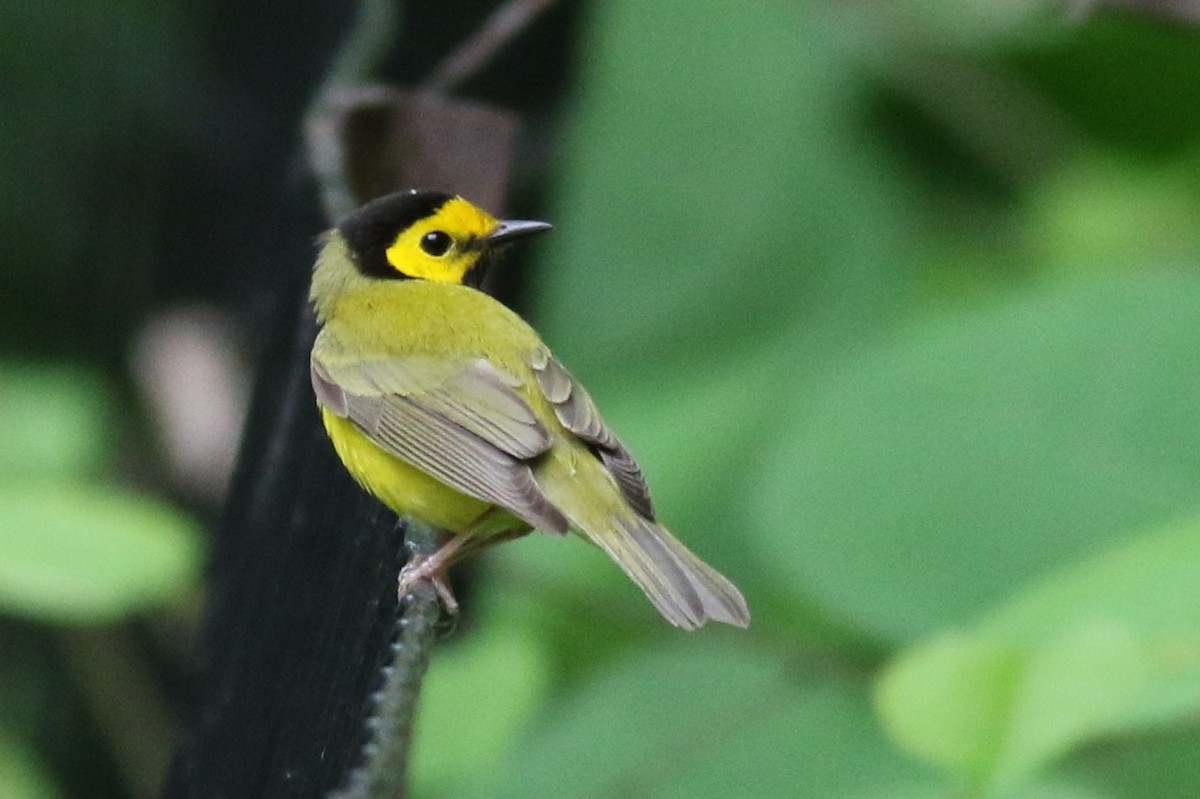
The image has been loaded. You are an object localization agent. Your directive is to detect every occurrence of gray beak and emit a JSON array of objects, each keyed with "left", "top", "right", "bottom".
[{"left": 485, "top": 219, "right": 553, "bottom": 247}]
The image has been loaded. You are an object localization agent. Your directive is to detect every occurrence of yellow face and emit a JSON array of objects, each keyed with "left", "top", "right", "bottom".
[
  {"left": 384, "top": 196, "right": 499, "bottom": 284},
  {"left": 328, "top": 190, "right": 552, "bottom": 298}
]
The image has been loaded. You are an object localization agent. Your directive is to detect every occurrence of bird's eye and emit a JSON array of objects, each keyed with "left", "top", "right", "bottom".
[{"left": 420, "top": 231, "right": 453, "bottom": 257}]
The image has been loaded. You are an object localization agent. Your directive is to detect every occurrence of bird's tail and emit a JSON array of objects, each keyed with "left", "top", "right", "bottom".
[{"left": 580, "top": 512, "right": 750, "bottom": 630}]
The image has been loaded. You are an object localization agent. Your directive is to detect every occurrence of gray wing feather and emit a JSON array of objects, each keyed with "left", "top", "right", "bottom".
[
  {"left": 312, "top": 355, "right": 568, "bottom": 534},
  {"left": 530, "top": 350, "right": 657, "bottom": 520},
  {"left": 363, "top": 357, "right": 551, "bottom": 458}
]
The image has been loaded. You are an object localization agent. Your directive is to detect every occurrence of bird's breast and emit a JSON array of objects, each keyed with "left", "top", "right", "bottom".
[{"left": 321, "top": 408, "right": 502, "bottom": 532}]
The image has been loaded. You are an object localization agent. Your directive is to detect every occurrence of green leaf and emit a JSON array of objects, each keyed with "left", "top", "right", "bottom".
[
  {"left": 0, "top": 364, "right": 112, "bottom": 479},
  {"left": 876, "top": 633, "right": 1021, "bottom": 778},
  {"left": 0, "top": 483, "right": 200, "bottom": 622},
  {"left": 851, "top": 778, "right": 1107, "bottom": 799},
  {"left": 0, "top": 732, "right": 59, "bottom": 799},
  {"left": 984, "top": 517, "right": 1200, "bottom": 736},
  {"left": 984, "top": 517, "right": 1200, "bottom": 642},
  {"left": 988, "top": 781, "right": 1108, "bottom": 799},
  {"left": 464, "top": 645, "right": 923, "bottom": 799},
  {"left": 751, "top": 272, "right": 1200, "bottom": 643},
  {"left": 1055, "top": 724, "right": 1200, "bottom": 799},
  {"left": 1025, "top": 157, "right": 1200, "bottom": 276},
  {"left": 995, "top": 620, "right": 1146, "bottom": 786},
  {"left": 410, "top": 623, "right": 553, "bottom": 798},
  {"left": 1012, "top": 13, "right": 1200, "bottom": 156},
  {"left": 877, "top": 518, "right": 1200, "bottom": 791},
  {"left": 532, "top": 0, "right": 909, "bottom": 380}
]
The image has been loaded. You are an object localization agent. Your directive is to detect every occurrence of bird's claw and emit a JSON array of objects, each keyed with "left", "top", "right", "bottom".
[{"left": 398, "top": 555, "right": 460, "bottom": 615}]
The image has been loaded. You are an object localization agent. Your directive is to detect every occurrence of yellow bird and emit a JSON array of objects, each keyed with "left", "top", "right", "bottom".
[{"left": 309, "top": 189, "right": 749, "bottom": 630}]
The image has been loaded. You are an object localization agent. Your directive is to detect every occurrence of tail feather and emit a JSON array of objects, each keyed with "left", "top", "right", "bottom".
[
  {"left": 655, "top": 528, "right": 752, "bottom": 628},
  {"left": 584, "top": 514, "right": 751, "bottom": 630}
]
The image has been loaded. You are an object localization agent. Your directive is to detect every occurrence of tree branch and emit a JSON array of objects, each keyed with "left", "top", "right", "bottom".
[
  {"left": 422, "top": 0, "right": 558, "bottom": 94},
  {"left": 328, "top": 576, "right": 442, "bottom": 799}
]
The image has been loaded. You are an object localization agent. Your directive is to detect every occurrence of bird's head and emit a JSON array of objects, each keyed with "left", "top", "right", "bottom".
[
  {"left": 311, "top": 189, "right": 551, "bottom": 322},
  {"left": 337, "top": 189, "right": 550, "bottom": 281}
]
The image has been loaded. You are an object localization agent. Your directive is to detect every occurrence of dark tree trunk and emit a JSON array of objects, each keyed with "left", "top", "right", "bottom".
[{"left": 164, "top": 294, "right": 406, "bottom": 798}]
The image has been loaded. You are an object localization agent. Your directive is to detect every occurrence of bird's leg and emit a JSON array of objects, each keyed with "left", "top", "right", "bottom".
[
  {"left": 451, "top": 526, "right": 531, "bottom": 560},
  {"left": 396, "top": 511, "right": 533, "bottom": 614},
  {"left": 397, "top": 530, "right": 473, "bottom": 614}
]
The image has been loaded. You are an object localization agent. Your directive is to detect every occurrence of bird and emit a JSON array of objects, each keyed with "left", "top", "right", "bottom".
[{"left": 308, "top": 189, "right": 749, "bottom": 630}]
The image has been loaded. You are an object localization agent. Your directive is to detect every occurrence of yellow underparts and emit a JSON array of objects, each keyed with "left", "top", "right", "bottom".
[{"left": 321, "top": 408, "right": 518, "bottom": 535}]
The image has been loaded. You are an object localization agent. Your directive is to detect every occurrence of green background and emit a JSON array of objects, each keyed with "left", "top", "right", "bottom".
[{"left": 4, "top": 1, "right": 1200, "bottom": 796}]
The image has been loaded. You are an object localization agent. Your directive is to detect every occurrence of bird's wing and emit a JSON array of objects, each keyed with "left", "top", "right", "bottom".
[
  {"left": 312, "top": 352, "right": 568, "bottom": 533},
  {"left": 529, "top": 348, "right": 656, "bottom": 520},
  {"left": 528, "top": 348, "right": 749, "bottom": 629}
]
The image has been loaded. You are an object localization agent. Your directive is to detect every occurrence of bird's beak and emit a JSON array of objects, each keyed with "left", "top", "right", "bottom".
[{"left": 484, "top": 219, "right": 553, "bottom": 248}]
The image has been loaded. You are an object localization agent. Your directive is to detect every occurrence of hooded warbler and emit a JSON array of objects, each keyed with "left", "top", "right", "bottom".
[{"left": 309, "top": 189, "right": 749, "bottom": 630}]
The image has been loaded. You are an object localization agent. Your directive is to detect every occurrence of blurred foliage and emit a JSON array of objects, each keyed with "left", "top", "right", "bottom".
[
  {"left": 878, "top": 516, "right": 1200, "bottom": 792},
  {"left": 412, "top": 2, "right": 1200, "bottom": 798},
  {"left": 0, "top": 363, "right": 200, "bottom": 796},
  {"left": 0, "top": 479, "right": 199, "bottom": 622},
  {"left": 5, "top": 0, "right": 1200, "bottom": 797},
  {"left": 0, "top": 0, "right": 192, "bottom": 361},
  {"left": 0, "top": 730, "right": 60, "bottom": 799},
  {"left": 0, "top": 364, "right": 200, "bottom": 621}
]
